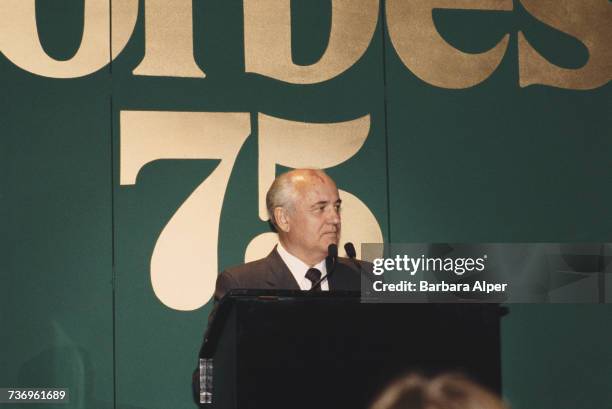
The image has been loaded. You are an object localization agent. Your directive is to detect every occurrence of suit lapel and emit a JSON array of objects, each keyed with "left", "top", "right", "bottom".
[
  {"left": 264, "top": 247, "right": 301, "bottom": 290},
  {"left": 328, "top": 261, "right": 360, "bottom": 291}
]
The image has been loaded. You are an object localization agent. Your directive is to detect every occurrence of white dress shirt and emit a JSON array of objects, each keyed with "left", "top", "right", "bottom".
[{"left": 276, "top": 242, "right": 330, "bottom": 291}]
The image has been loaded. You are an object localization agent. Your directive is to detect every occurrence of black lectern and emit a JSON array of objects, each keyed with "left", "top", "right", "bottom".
[{"left": 197, "top": 290, "right": 505, "bottom": 409}]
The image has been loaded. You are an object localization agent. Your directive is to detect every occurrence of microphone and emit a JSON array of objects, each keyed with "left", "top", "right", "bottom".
[
  {"left": 344, "top": 242, "right": 357, "bottom": 260},
  {"left": 345, "top": 242, "right": 368, "bottom": 283},
  {"left": 310, "top": 244, "right": 337, "bottom": 291},
  {"left": 326, "top": 243, "right": 338, "bottom": 271}
]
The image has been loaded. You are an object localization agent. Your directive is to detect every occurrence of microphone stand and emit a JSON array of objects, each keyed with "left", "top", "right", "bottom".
[{"left": 310, "top": 244, "right": 338, "bottom": 291}]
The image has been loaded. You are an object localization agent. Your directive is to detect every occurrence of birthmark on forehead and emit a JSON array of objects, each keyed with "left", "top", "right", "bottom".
[
  {"left": 310, "top": 173, "right": 327, "bottom": 184},
  {"left": 308, "top": 185, "right": 340, "bottom": 204},
  {"left": 290, "top": 170, "right": 338, "bottom": 203}
]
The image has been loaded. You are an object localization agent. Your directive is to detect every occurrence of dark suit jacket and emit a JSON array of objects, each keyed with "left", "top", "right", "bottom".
[{"left": 213, "top": 247, "right": 363, "bottom": 302}]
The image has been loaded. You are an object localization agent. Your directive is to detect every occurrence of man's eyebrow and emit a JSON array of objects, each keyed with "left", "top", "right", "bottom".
[
  {"left": 310, "top": 199, "right": 342, "bottom": 208},
  {"left": 311, "top": 200, "right": 329, "bottom": 208}
]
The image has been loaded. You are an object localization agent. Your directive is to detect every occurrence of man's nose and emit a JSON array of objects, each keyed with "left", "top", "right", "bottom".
[{"left": 327, "top": 207, "right": 341, "bottom": 225}]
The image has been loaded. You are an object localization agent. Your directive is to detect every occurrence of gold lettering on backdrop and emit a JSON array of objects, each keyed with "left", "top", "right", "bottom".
[
  {"left": 121, "top": 112, "right": 384, "bottom": 310},
  {"left": 244, "top": 114, "right": 383, "bottom": 262},
  {"left": 132, "top": 0, "right": 205, "bottom": 78},
  {"left": 0, "top": 0, "right": 137, "bottom": 78},
  {"left": 385, "top": 0, "right": 512, "bottom": 89},
  {"left": 518, "top": 0, "right": 611, "bottom": 90},
  {"left": 120, "top": 111, "right": 250, "bottom": 311},
  {"left": 244, "top": 0, "right": 379, "bottom": 83}
]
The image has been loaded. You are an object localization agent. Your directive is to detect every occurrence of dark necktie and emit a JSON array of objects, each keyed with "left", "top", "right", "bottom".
[{"left": 305, "top": 268, "right": 322, "bottom": 291}]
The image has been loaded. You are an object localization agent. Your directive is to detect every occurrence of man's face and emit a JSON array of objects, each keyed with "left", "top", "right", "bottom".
[{"left": 285, "top": 173, "right": 341, "bottom": 262}]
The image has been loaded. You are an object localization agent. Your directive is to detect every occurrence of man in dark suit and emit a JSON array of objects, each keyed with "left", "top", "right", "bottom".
[
  {"left": 213, "top": 168, "right": 363, "bottom": 302},
  {"left": 213, "top": 247, "right": 362, "bottom": 298},
  {"left": 195, "top": 169, "right": 366, "bottom": 402}
]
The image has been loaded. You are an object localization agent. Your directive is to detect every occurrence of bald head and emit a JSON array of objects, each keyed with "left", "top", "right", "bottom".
[
  {"left": 266, "top": 169, "right": 336, "bottom": 228},
  {"left": 266, "top": 168, "right": 341, "bottom": 266}
]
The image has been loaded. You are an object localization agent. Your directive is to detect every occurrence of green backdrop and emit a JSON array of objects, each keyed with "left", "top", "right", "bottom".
[{"left": 2, "top": 1, "right": 610, "bottom": 409}]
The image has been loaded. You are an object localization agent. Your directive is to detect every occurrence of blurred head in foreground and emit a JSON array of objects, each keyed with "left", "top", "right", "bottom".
[{"left": 371, "top": 373, "right": 509, "bottom": 409}]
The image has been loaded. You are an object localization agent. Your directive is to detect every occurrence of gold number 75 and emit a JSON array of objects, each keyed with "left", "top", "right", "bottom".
[{"left": 120, "top": 111, "right": 382, "bottom": 311}]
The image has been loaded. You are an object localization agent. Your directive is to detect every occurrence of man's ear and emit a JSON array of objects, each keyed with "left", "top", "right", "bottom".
[{"left": 274, "top": 207, "right": 290, "bottom": 233}]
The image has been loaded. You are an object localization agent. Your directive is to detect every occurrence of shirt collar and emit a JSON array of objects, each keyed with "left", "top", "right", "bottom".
[{"left": 277, "top": 242, "right": 327, "bottom": 286}]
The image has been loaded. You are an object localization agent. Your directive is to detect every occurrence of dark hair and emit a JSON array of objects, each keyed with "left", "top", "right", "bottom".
[{"left": 371, "top": 374, "right": 509, "bottom": 409}]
